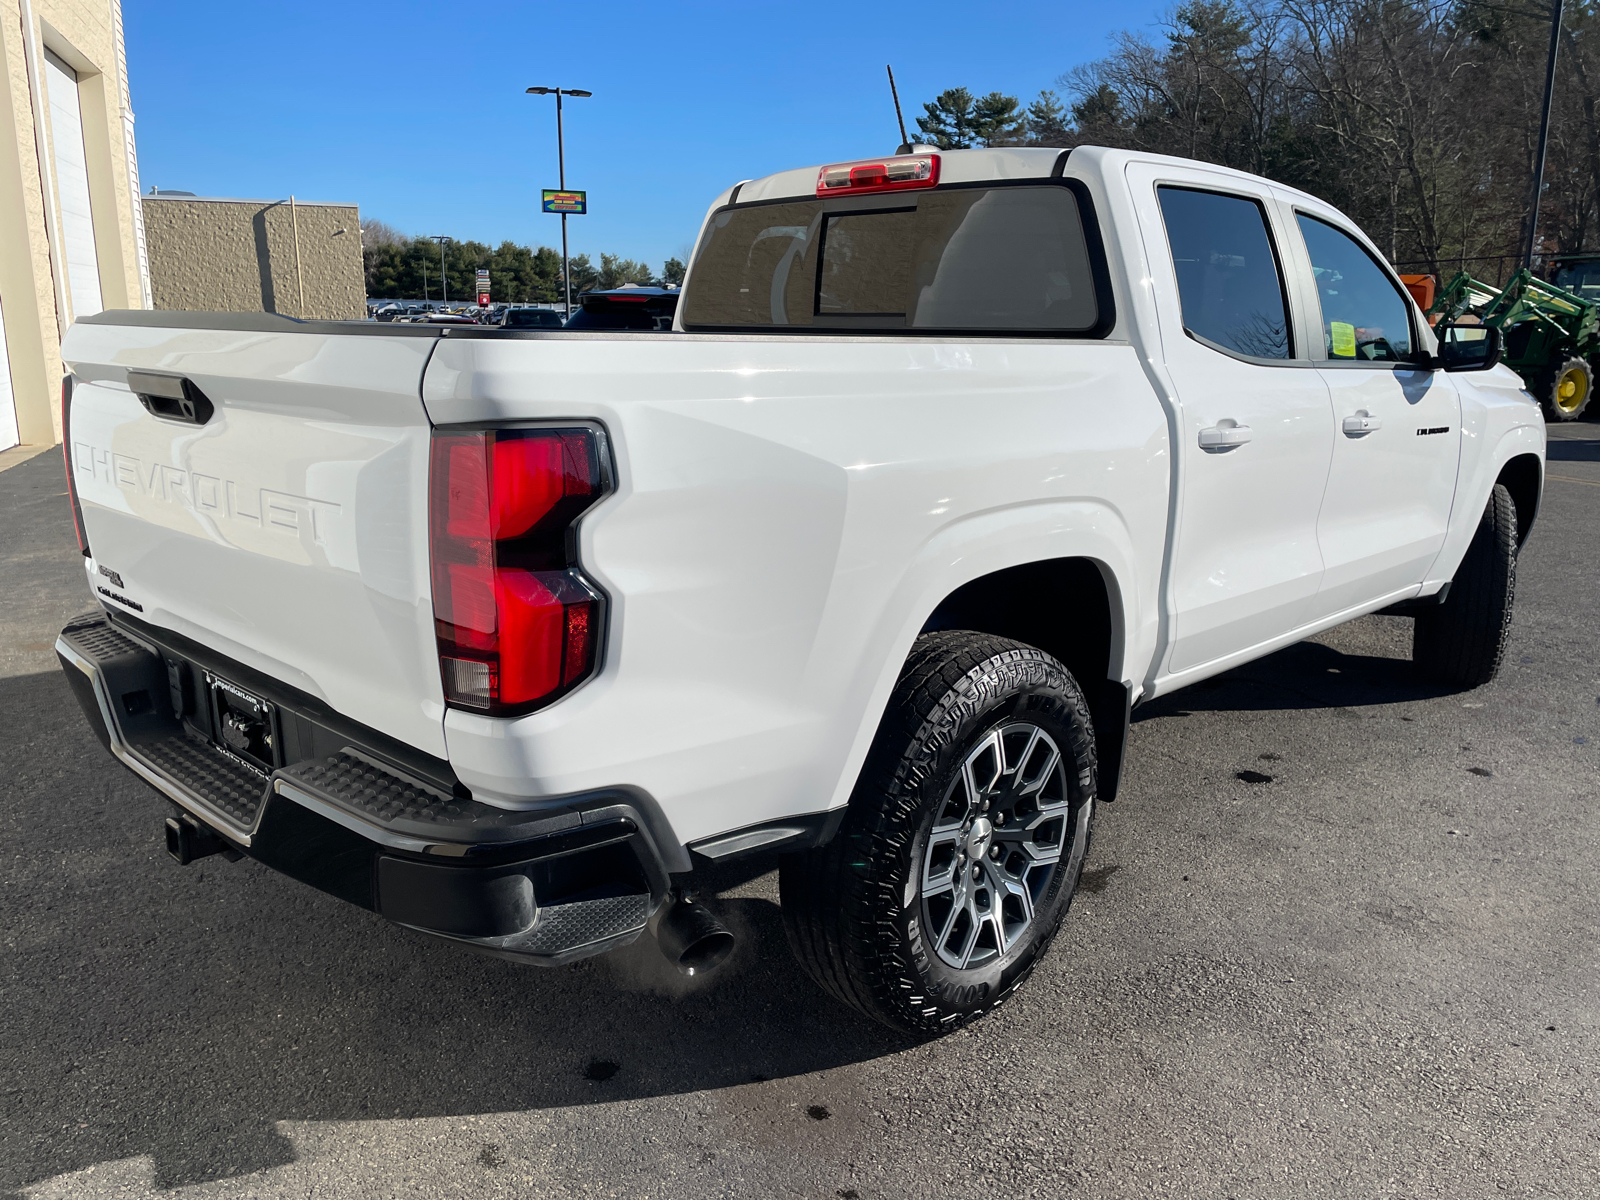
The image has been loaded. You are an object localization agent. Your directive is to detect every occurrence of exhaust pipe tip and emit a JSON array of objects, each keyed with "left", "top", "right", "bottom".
[{"left": 653, "top": 891, "right": 735, "bottom": 976}]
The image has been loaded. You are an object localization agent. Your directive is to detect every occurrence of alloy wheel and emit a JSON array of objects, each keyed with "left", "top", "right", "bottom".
[{"left": 919, "top": 721, "right": 1073, "bottom": 970}]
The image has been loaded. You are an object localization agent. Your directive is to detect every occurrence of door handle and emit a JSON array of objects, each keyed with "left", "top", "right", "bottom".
[
  {"left": 1342, "top": 411, "right": 1382, "bottom": 436},
  {"left": 1198, "top": 422, "right": 1252, "bottom": 449}
]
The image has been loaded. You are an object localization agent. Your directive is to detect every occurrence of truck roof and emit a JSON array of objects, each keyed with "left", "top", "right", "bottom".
[
  {"left": 735, "top": 147, "right": 1066, "bottom": 205},
  {"left": 727, "top": 145, "right": 1337, "bottom": 218}
]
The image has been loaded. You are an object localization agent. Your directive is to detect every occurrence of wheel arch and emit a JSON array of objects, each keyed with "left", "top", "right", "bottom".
[
  {"left": 918, "top": 556, "right": 1132, "bottom": 802},
  {"left": 1425, "top": 421, "right": 1545, "bottom": 590},
  {"left": 1496, "top": 452, "right": 1543, "bottom": 546},
  {"left": 820, "top": 500, "right": 1152, "bottom": 825}
]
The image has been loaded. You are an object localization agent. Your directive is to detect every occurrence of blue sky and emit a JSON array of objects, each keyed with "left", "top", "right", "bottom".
[{"left": 125, "top": 0, "right": 1170, "bottom": 271}]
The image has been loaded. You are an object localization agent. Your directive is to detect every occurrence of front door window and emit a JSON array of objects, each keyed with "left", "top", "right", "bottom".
[{"left": 1296, "top": 215, "right": 1413, "bottom": 363}]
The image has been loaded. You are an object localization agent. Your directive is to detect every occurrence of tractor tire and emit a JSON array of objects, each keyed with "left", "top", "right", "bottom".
[
  {"left": 1536, "top": 357, "right": 1593, "bottom": 421},
  {"left": 1413, "top": 484, "right": 1518, "bottom": 688}
]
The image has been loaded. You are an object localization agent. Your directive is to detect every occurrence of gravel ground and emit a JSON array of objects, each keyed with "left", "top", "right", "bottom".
[{"left": 2, "top": 430, "right": 1596, "bottom": 1200}]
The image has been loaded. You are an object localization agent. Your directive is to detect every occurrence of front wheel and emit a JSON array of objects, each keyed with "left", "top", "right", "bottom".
[
  {"left": 780, "top": 632, "right": 1097, "bottom": 1035},
  {"left": 1414, "top": 483, "right": 1518, "bottom": 687}
]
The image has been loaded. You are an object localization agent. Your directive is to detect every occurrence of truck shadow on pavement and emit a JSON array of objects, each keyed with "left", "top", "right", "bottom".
[
  {"left": 1134, "top": 628, "right": 1456, "bottom": 720},
  {"left": 0, "top": 669, "right": 908, "bottom": 1196}
]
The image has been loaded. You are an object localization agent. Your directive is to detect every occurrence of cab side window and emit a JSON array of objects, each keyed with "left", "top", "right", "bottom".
[
  {"left": 1296, "top": 215, "right": 1413, "bottom": 363},
  {"left": 1157, "top": 186, "right": 1291, "bottom": 360}
]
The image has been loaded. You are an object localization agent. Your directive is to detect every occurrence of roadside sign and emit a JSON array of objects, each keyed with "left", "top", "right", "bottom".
[
  {"left": 476, "top": 269, "right": 489, "bottom": 306},
  {"left": 542, "top": 190, "right": 587, "bottom": 214}
]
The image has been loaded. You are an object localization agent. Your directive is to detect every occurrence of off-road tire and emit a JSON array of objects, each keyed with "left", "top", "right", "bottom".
[
  {"left": 1414, "top": 483, "right": 1518, "bottom": 687},
  {"left": 1535, "top": 357, "right": 1593, "bottom": 422},
  {"left": 779, "top": 631, "right": 1097, "bottom": 1036}
]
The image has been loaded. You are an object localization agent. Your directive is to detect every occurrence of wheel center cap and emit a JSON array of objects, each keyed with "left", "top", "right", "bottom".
[{"left": 966, "top": 817, "right": 993, "bottom": 859}]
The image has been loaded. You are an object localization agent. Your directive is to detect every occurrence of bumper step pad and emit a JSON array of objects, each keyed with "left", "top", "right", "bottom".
[
  {"left": 62, "top": 611, "right": 148, "bottom": 664},
  {"left": 136, "top": 734, "right": 266, "bottom": 831},
  {"left": 278, "top": 750, "right": 586, "bottom": 844}
]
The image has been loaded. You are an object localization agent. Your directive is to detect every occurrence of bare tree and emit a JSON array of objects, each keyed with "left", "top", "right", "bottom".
[
  {"left": 1053, "top": 0, "right": 1580, "bottom": 283},
  {"left": 359, "top": 219, "right": 406, "bottom": 249}
]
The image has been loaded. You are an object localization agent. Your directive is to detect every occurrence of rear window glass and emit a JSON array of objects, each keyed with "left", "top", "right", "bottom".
[
  {"left": 681, "top": 185, "right": 1100, "bottom": 333},
  {"left": 564, "top": 299, "right": 676, "bottom": 332},
  {"left": 503, "top": 309, "right": 563, "bottom": 328}
]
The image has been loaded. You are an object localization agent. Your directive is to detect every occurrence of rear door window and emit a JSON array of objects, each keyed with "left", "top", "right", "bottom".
[
  {"left": 1157, "top": 186, "right": 1291, "bottom": 360},
  {"left": 682, "top": 185, "right": 1103, "bottom": 334}
]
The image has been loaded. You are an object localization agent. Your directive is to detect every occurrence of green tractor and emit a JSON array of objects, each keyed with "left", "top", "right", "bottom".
[{"left": 1430, "top": 264, "right": 1598, "bottom": 421}]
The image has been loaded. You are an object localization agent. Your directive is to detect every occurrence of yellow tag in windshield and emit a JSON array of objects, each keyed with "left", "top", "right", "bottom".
[{"left": 1330, "top": 321, "right": 1357, "bottom": 358}]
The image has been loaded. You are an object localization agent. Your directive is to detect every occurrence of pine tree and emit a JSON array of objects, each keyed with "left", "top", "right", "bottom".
[
  {"left": 917, "top": 87, "right": 977, "bottom": 148},
  {"left": 1026, "top": 90, "right": 1072, "bottom": 146},
  {"left": 971, "top": 91, "right": 1026, "bottom": 145}
]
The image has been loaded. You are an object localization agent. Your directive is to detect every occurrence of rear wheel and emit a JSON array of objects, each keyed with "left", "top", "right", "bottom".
[
  {"left": 780, "top": 632, "right": 1097, "bottom": 1036},
  {"left": 1536, "top": 357, "right": 1592, "bottom": 421},
  {"left": 1414, "top": 484, "right": 1518, "bottom": 687}
]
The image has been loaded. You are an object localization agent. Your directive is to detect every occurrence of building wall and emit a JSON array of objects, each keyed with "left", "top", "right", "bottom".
[
  {"left": 0, "top": 0, "right": 148, "bottom": 451},
  {"left": 143, "top": 196, "right": 365, "bottom": 320}
]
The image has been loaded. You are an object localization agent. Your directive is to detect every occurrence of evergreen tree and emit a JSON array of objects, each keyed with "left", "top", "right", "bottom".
[
  {"left": 1025, "top": 90, "right": 1073, "bottom": 146},
  {"left": 971, "top": 91, "right": 1026, "bottom": 145},
  {"left": 917, "top": 87, "right": 977, "bottom": 148},
  {"left": 1069, "top": 84, "right": 1126, "bottom": 143},
  {"left": 598, "top": 253, "right": 657, "bottom": 288},
  {"left": 917, "top": 87, "right": 1029, "bottom": 148},
  {"left": 563, "top": 253, "right": 600, "bottom": 296}
]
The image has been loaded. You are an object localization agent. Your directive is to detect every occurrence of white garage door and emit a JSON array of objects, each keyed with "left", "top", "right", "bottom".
[
  {"left": 0, "top": 290, "right": 16, "bottom": 451},
  {"left": 44, "top": 50, "right": 102, "bottom": 320}
]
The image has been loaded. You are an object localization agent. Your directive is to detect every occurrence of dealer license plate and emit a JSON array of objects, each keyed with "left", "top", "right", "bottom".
[{"left": 204, "top": 672, "right": 282, "bottom": 775}]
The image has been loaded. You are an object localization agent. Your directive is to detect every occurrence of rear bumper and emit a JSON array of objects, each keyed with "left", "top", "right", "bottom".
[{"left": 55, "top": 611, "right": 670, "bottom": 965}]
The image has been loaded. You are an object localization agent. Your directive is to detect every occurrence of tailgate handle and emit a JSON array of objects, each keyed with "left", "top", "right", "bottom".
[{"left": 126, "top": 371, "right": 215, "bottom": 425}]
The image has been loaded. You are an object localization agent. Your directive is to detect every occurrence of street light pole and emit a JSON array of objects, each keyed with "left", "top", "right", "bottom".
[
  {"left": 557, "top": 90, "right": 568, "bottom": 317},
  {"left": 525, "top": 86, "right": 592, "bottom": 317},
  {"left": 430, "top": 236, "right": 452, "bottom": 305},
  {"left": 1525, "top": 0, "right": 1564, "bottom": 271}
]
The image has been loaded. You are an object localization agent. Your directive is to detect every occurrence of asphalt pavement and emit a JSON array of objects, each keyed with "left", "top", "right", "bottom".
[{"left": 2, "top": 429, "right": 1597, "bottom": 1200}]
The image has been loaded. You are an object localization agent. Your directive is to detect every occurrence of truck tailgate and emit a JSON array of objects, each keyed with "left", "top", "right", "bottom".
[{"left": 61, "top": 317, "right": 447, "bottom": 757}]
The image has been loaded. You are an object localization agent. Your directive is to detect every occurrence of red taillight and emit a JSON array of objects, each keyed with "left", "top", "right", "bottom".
[
  {"left": 60, "top": 375, "right": 90, "bottom": 557},
  {"left": 429, "top": 427, "right": 608, "bottom": 714},
  {"left": 817, "top": 153, "right": 939, "bottom": 197}
]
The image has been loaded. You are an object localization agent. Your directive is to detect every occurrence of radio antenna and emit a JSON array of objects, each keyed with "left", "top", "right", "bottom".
[{"left": 887, "top": 64, "right": 910, "bottom": 153}]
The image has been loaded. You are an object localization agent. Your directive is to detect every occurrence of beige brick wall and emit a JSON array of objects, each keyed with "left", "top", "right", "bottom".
[
  {"left": 143, "top": 197, "right": 366, "bottom": 320},
  {"left": 0, "top": 0, "right": 147, "bottom": 448}
]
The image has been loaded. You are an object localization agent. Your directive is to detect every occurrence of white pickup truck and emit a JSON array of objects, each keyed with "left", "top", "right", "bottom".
[{"left": 55, "top": 146, "right": 1544, "bottom": 1035}]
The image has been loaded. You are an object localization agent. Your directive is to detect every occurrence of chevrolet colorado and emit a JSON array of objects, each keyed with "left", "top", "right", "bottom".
[{"left": 54, "top": 146, "right": 1544, "bottom": 1034}]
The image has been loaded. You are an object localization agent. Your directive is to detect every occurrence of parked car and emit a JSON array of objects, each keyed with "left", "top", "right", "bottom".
[
  {"left": 502, "top": 307, "right": 565, "bottom": 330},
  {"left": 563, "top": 287, "right": 677, "bottom": 331},
  {"left": 55, "top": 146, "right": 1543, "bottom": 1035}
]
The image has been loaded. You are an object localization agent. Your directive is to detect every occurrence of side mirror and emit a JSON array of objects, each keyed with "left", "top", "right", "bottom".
[{"left": 1435, "top": 324, "right": 1503, "bottom": 372}]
